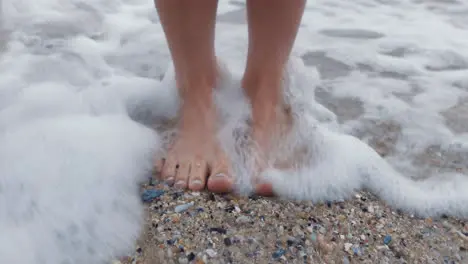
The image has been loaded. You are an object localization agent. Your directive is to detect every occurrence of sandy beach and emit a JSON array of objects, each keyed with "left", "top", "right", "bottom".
[{"left": 118, "top": 184, "right": 468, "bottom": 263}]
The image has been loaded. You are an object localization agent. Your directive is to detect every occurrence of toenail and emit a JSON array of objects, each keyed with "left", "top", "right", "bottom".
[
  {"left": 215, "top": 173, "right": 226, "bottom": 178},
  {"left": 166, "top": 177, "right": 174, "bottom": 184},
  {"left": 191, "top": 179, "right": 202, "bottom": 186},
  {"left": 175, "top": 180, "right": 186, "bottom": 188}
]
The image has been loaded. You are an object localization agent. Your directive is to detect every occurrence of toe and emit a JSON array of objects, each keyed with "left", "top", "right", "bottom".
[
  {"left": 255, "top": 182, "right": 275, "bottom": 197},
  {"left": 174, "top": 161, "right": 190, "bottom": 189},
  {"left": 155, "top": 158, "right": 164, "bottom": 179},
  {"left": 207, "top": 171, "right": 233, "bottom": 193},
  {"left": 161, "top": 157, "right": 177, "bottom": 185},
  {"left": 188, "top": 158, "right": 209, "bottom": 191},
  {"left": 207, "top": 157, "right": 233, "bottom": 193}
]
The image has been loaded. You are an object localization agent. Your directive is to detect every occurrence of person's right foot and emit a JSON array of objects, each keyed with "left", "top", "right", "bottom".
[{"left": 158, "top": 83, "right": 234, "bottom": 193}]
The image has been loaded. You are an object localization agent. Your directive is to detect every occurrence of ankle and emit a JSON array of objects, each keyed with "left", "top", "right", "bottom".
[
  {"left": 175, "top": 59, "right": 218, "bottom": 90},
  {"left": 177, "top": 74, "right": 216, "bottom": 93},
  {"left": 176, "top": 68, "right": 217, "bottom": 106},
  {"left": 241, "top": 69, "right": 284, "bottom": 101}
]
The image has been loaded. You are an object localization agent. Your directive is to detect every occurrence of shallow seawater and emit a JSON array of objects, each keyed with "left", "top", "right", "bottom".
[{"left": 0, "top": 0, "right": 467, "bottom": 263}]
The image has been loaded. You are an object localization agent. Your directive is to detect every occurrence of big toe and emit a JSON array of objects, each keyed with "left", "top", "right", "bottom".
[
  {"left": 207, "top": 159, "right": 233, "bottom": 193},
  {"left": 207, "top": 171, "right": 233, "bottom": 193},
  {"left": 255, "top": 182, "right": 275, "bottom": 197}
]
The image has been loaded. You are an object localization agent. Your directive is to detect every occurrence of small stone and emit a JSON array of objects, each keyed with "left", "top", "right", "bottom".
[
  {"left": 209, "top": 227, "right": 227, "bottom": 234},
  {"left": 383, "top": 235, "right": 392, "bottom": 245},
  {"left": 317, "top": 235, "right": 333, "bottom": 253},
  {"left": 352, "top": 246, "right": 361, "bottom": 256},
  {"left": 344, "top": 243, "right": 353, "bottom": 251},
  {"left": 224, "top": 205, "right": 235, "bottom": 213},
  {"left": 195, "top": 257, "right": 205, "bottom": 264},
  {"left": 205, "top": 249, "right": 217, "bottom": 258},
  {"left": 343, "top": 257, "right": 350, "bottom": 264},
  {"left": 272, "top": 248, "right": 286, "bottom": 259},
  {"left": 377, "top": 245, "right": 389, "bottom": 250},
  {"left": 141, "top": 189, "right": 165, "bottom": 203},
  {"left": 319, "top": 226, "right": 326, "bottom": 234},
  {"left": 187, "top": 252, "right": 196, "bottom": 261},
  {"left": 287, "top": 237, "right": 296, "bottom": 246},
  {"left": 178, "top": 257, "right": 189, "bottom": 264},
  {"left": 236, "top": 216, "right": 251, "bottom": 224},
  {"left": 175, "top": 202, "right": 194, "bottom": 213},
  {"left": 224, "top": 237, "right": 232, "bottom": 246},
  {"left": 310, "top": 233, "right": 317, "bottom": 242}
]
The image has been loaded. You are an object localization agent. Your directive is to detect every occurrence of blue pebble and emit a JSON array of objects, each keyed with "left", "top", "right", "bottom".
[
  {"left": 272, "top": 248, "right": 286, "bottom": 259},
  {"left": 343, "top": 257, "right": 350, "bottom": 264},
  {"left": 310, "top": 233, "right": 317, "bottom": 242},
  {"left": 383, "top": 235, "right": 392, "bottom": 245},
  {"left": 175, "top": 202, "right": 194, "bottom": 213},
  {"left": 352, "top": 246, "right": 360, "bottom": 255},
  {"left": 141, "top": 189, "right": 165, "bottom": 202}
]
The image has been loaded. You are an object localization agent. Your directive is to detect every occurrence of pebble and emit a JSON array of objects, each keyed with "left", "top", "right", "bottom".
[
  {"left": 178, "top": 257, "right": 188, "bottom": 264},
  {"left": 344, "top": 243, "right": 353, "bottom": 251},
  {"left": 205, "top": 249, "right": 217, "bottom": 258},
  {"left": 377, "top": 245, "right": 389, "bottom": 250},
  {"left": 223, "top": 237, "right": 232, "bottom": 246},
  {"left": 175, "top": 202, "right": 194, "bottom": 213},
  {"left": 187, "top": 252, "right": 196, "bottom": 261},
  {"left": 343, "top": 257, "right": 350, "bottom": 264},
  {"left": 236, "top": 215, "right": 251, "bottom": 224},
  {"left": 272, "top": 248, "right": 286, "bottom": 259},
  {"left": 310, "top": 233, "right": 317, "bottom": 242},
  {"left": 141, "top": 189, "right": 165, "bottom": 203},
  {"left": 209, "top": 227, "right": 227, "bottom": 234},
  {"left": 383, "top": 235, "right": 392, "bottom": 245},
  {"left": 352, "top": 246, "right": 361, "bottom": 256}
]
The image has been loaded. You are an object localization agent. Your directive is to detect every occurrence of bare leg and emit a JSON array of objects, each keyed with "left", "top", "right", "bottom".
[
  {"left": 242, "top": 0, "right": 306, "bottom": 195},
  {"left": 155, "top": 0, "right": 233, "bottom": 192}
]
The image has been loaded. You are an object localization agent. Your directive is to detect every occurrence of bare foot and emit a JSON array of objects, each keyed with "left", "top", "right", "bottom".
[
  {"left": 157, "top": 84, "right": 233, "bottom": 193},
  {"left": 252, "top": 107, "right": 294, "bottom": 196},
  {"left": 247, "top": 81, "right": 294, "bottom": 197}
]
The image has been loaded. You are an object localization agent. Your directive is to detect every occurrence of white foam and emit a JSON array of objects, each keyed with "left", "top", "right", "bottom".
[{"left": 1, "top": 0, "right": 468, "bottom": 263}]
